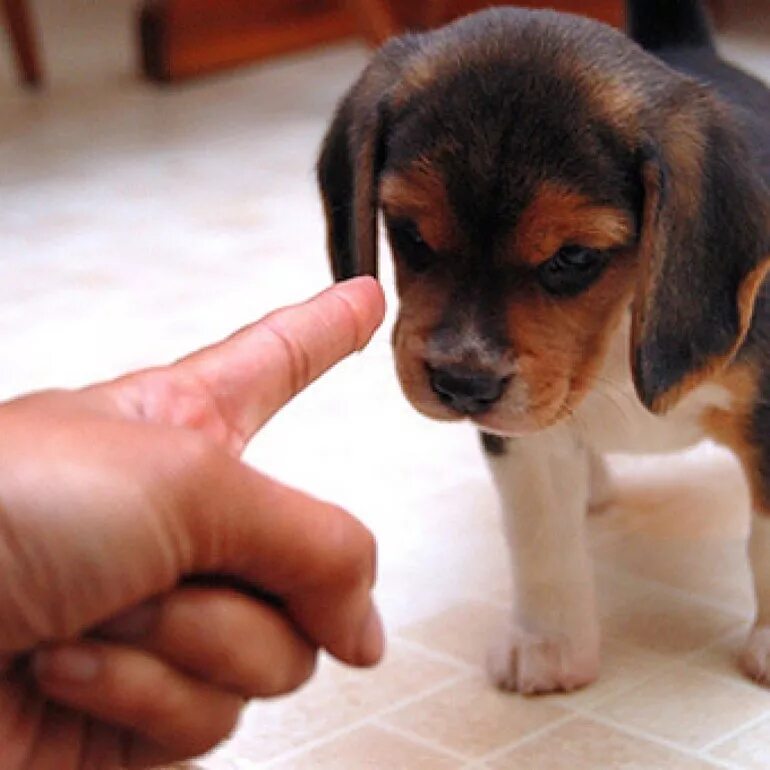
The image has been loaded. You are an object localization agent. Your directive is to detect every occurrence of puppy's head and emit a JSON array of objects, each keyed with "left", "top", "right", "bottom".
[{"left": 318, "top": 9, "right": 770, "bottom": 435}]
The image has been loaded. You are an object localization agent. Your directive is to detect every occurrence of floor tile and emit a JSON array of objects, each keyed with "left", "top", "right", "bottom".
[
  {"left": 400, "top": 600, "right": 508, "bottom": 667},
  {"left": 547, "top": 639, "right": 671, "bottom": 709},
  {"left": 601, "top": 585, "right": 742, "bottom": 656},
  {"left": 591, "top": 664, "right": 770, "bottom": 750},
  {"left": 595, "top": 568, "right": 658, "bottom": 619},
  {"left": 490, "top": 716, "right": 723, "bottom": 770},
  {"left": 709, "top": 715, "right": 770, "bottom": 769},
  {"left": 689, "top": 627, "right": 753, "bottom": 681},
  {"left": 596, "top": 534, "right": 753, "bottom": 615},
  {"left": 224, "top": 641, "right": 461, "bottom": 762},
  {"left": 266, "top": 724, "right": 462, "bottom": 769},
  {"left": 380, "top": 675, "right": 567, "bottom": 759}
]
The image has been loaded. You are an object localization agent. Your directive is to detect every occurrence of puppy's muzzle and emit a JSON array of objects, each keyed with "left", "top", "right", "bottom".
[{"left": 428, "top": 365, "right": 509, "bottom": 415}]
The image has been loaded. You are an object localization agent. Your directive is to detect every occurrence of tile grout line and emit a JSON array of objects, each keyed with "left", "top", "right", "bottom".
[
  {"left": 258, "top": 672, "right": 471, "bottom": 768},
  {"left": 568, "top": 707, "right": 746, "bottom": 770},
  {"left": 466, "top": 572, "right": 750, "bottom": 626},
  {"left": 475, "top": 712, "right": 577, "bottom": 764},
  {"left": 255, "top": 716, "right": 380, "bottom": 768},
  {"left": 212, "top": 552, "right": 759, "bottom": 768},
  {"left": 592, "top": 564, "right": 753, "bottom": 621},
  {"left": 700, "top": 708, "right": 770, "bottom": 754},
  {"left": 586, "top": 564, "right": 745, "bottom": 632},
  {"left": 370, "top": 717, "right": 472, "bottom": 763},
  {"left": 673, "top": 657, "right": 770, "bottom": 701},
  {"left": 680, "top": 625, "right": 747, "bottom": 663},
  {"left": 391, "top": 634, "right": 479, "bottom": 673},
  {"left": 565, "top": 648, "right": 692, "bottom": 711},
  {"left": 472, "top": 583, "right": 759, "bottom": 690},
  {"left": 396, "top": 598, "right": 769, "bottom": 764},
  {"left": 374, "top": 671, "right": 473, "bottom": 720}
]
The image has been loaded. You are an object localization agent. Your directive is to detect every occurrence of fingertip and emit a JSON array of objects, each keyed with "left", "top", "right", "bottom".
[
  {"left": 340, "top": 275, "right": 384, "bottom": 301},
  {"left": 333, "top": 277, "right": 387, "bottom": 346},
  {"left": 356, "top": 605, "right": 386, "bottom": 667}
]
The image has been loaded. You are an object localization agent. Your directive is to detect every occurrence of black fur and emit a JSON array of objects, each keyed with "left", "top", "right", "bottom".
[
  {"left": 317, "top": 35, "right": 420, "bottom": 280},
  {"left": 480, "top": 431, "right": 509, "bottom": 457},
  {"left": 318, "top": 4, "right": 770, "bottom": 413},
  {"left": 634, "top": 102, "right": 770, "bottom": 409},
  {"left": 625, "top": 0, "right": 714, "bottom": 52}
]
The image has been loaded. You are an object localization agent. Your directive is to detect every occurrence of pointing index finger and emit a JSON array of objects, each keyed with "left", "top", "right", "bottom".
[{"left": 177, "top": 277, "right": 385, "bottom": 448}]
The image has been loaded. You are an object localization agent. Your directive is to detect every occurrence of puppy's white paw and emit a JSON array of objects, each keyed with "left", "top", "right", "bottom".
[
  {"left": 487, "top": 628, "right": 599, "bottom": 695},
  {"left": 741, "top": 626, "right": 770, "bottom": 685}
]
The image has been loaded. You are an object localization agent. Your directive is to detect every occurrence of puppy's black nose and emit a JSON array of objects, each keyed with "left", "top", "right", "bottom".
[{"left": 428, "top": 366, "right": 507, "bottom": 415}]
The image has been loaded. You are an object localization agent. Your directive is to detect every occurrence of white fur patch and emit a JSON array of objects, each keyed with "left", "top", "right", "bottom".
[{"left": 572, "top": 314, "right": 731, "bottom": 455}]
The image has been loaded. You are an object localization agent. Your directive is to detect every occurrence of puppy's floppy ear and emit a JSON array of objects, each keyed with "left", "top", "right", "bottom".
[
  {"left": 631, "top": 87, "right": 770, "bottom": 413},
  {"left": 317, "top": 37, "right": 419, "bottom": 281}
]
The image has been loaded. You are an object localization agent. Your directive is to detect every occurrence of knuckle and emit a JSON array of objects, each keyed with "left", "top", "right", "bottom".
[
  {"left": 154, "top": 431, "right": 220, "bottom": 499},
  {"left": 175, "top": 431, "right": 219, "bottom": 475},
  {"left": 261, "top": 314, "right": 312, "bottom": 397},
  {"left": 166, "top": 437, "right": 230, "bottom": 568}
]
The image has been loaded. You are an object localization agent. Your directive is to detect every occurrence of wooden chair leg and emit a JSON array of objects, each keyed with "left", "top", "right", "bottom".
[
  {"left": 349, "top": 0, "right": 400, "bottom": 44},
  {"left": 2, "top": 0, "right": 43, "bottom": 87}
]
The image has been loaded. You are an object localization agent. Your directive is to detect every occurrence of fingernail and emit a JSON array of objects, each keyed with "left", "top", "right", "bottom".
[
  {"left": 357, "top": 605, "right": 385, "bottom": 666},
  {"left": 34, "top": 647, "right": 101, "bottom": 684}
]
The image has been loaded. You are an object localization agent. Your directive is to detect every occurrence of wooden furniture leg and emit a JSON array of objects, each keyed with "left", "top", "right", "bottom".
[
  {"left": 2, "top": 0, "right": 42, "bottom": 87},
  {"left": 349, "top": 0, "right": 400, "bottom": 44}
]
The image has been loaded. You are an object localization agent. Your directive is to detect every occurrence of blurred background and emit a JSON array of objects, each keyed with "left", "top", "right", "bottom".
[
  {"left": 4, "top": 0, "right": 768, "bottom": 87},
  {"left": 2, "top": 2, "right": 770, "bottom": 769}
]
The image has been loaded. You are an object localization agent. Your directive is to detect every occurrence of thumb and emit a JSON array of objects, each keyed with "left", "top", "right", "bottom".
[{"left": 179, "top": 446, "right": 384, "bottom": 668}]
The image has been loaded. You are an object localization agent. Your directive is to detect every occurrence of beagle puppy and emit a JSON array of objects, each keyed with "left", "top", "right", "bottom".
[{"left": 317, "top": 0, "right": 770, "bottom": 693}]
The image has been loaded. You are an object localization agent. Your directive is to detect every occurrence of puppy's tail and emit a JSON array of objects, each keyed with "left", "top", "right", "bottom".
[{"left": 625, "top": 0, "right": 715, "bottom": 52}]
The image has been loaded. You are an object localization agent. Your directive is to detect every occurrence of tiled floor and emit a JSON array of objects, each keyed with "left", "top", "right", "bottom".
[{"left": 2, "top": 2, "right": 770, "bottom": 768}]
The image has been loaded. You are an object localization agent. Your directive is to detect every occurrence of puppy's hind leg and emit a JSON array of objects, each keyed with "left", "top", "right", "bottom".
[
  {"left": 706, "top": 393, "right": 770, "bottom": 687},
  {"left": 482, "top": 427, "right": 600, "bottom": 695},
  {"left": 742, "top": 511, "right": 770, "bottom": 685}
]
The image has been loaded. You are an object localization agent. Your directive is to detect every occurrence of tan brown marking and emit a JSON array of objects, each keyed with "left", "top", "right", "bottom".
[
  {"left": 647, "top": 256, "right": 770, "bottom": 414},
  {"left": 629, "top": 106, "right": 739, "bottom": 414},
  {"left": 662, "top": 104, "right": 707, "bottom": 217},
  {"left": 629, "top": 160, "right": 663, "bottom": 367},
  {"left": 576, "top": 65, "right": 644, "bottom": 141},
  {"left": 514, "top": 182, "right": 634, "bottom": 266},
  {"left": 388, "top": 172, "right": 639, "bottom": 432},
  {"left": 351, "top": 127, "right": 379, "bottom": 277},
  {"left": 701, "top": 362, "right": 770, "bottom": 512},
  {"left": 380, "top": 161, "right": 459, "bottom": 253},
  {"left": 390, "top": 274, "right": 461, "bottom": 421},
  {"left": 506, "top": 251, "right": 637, "bottom": 427},
  {"left": 396, "top": 54, "right": 441, "bottom": 102},
  {"left": 633, "top": 105, "right": 706, "bottom": 344}
]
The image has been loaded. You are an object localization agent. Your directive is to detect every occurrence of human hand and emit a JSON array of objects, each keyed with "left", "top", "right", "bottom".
[{"left": 0, "top": 277, "right": 386, "bottom": 769}]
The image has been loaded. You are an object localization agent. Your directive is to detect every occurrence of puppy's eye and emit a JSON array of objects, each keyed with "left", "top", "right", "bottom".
[
  {"left": 388, "top": 220, "right": 434, "bottom": 273},
  {"left": 538, "top": 245, "right": 609, "bottom": 297}
]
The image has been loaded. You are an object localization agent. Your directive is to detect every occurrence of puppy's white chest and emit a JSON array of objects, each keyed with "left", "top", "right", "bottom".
[{"left": 573, "top": 319, "right": 731, "bottom": 455}]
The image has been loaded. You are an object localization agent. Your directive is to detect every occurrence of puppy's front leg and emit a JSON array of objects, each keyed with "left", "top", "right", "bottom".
[{"left": 483, "top": 426, "right": 600, "bottom": 694}]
